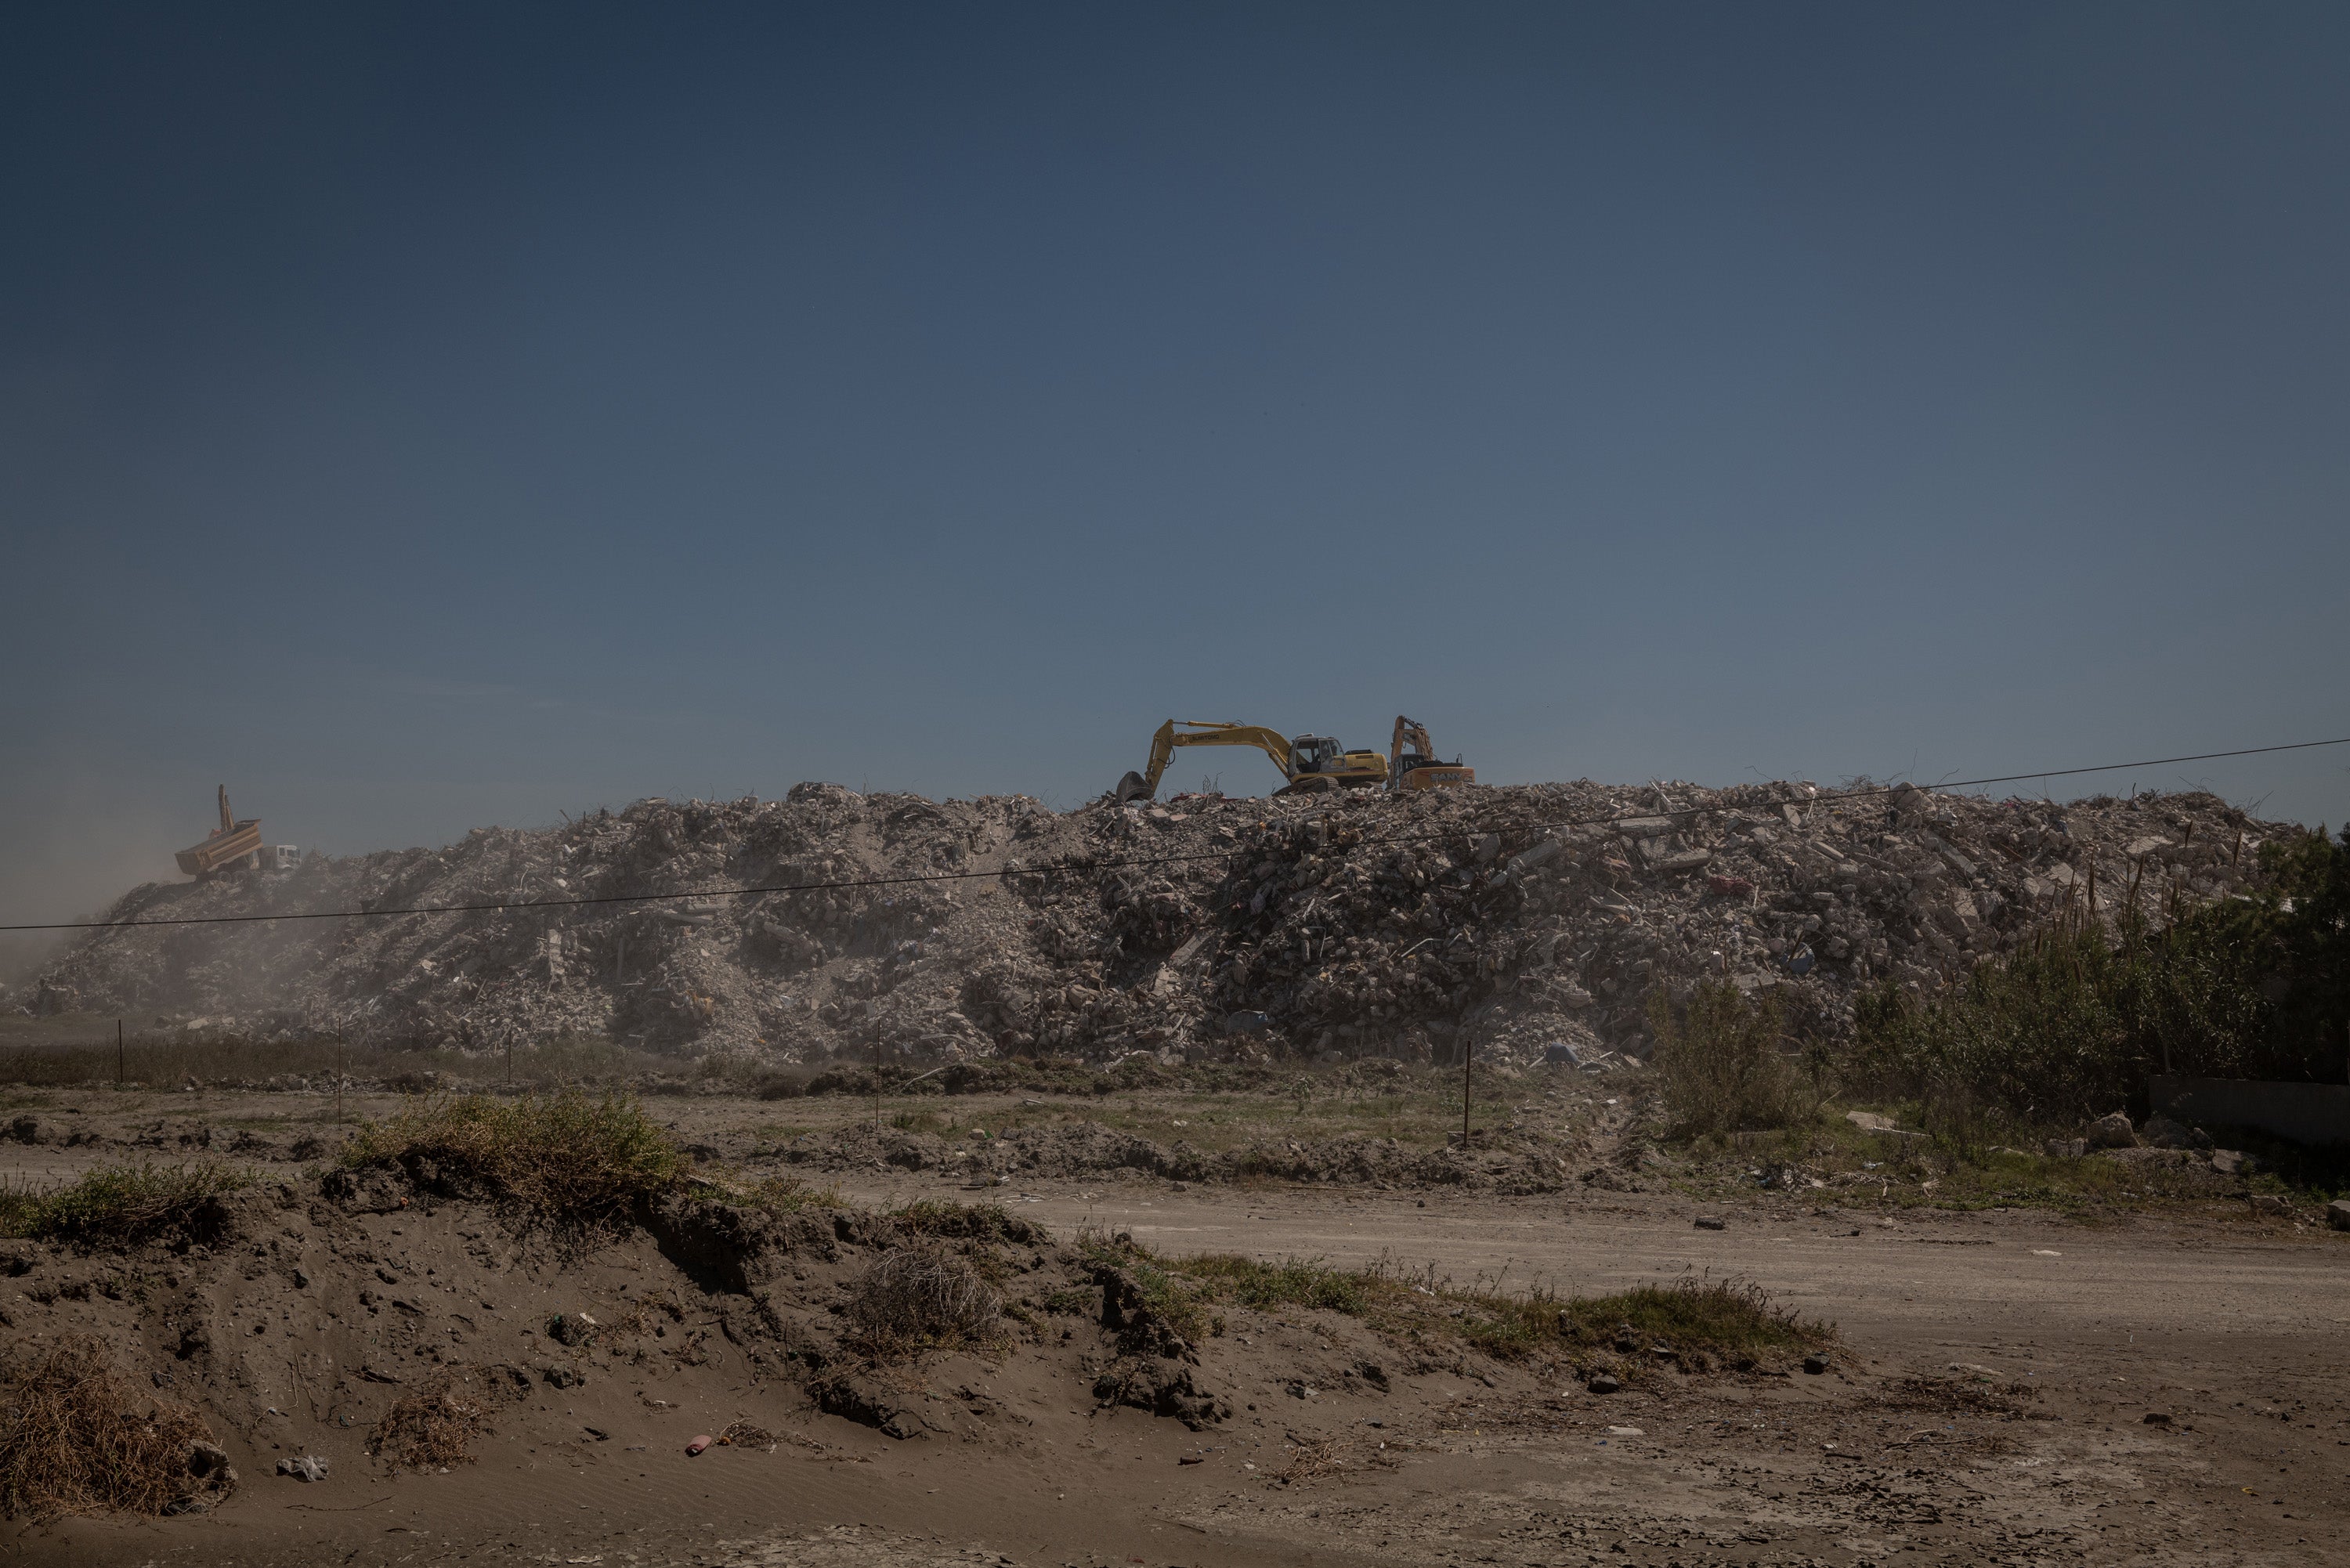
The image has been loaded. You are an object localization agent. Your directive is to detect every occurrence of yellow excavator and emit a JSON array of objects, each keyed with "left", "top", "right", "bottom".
[
  {"left": 1388, "top": 715, "right": 1476, "bottom": 792},
  {"left": 1114, "top": 721, "right": 1390, "bottom": 803}
]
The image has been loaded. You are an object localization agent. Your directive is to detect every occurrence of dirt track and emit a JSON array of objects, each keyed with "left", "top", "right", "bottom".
[{"left": 820, "top": 1178, "right": 2349, "bottom": 1344}]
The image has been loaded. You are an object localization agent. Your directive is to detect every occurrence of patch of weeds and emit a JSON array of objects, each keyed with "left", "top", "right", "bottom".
[
  {"left": 1270, "top": 1434, "right": 1352, "bottom": 1487},
  {"left": 1175, "top": 1255, "right": 1381, "bottom": 1317},
  {"left": 1668, "top": 1104, "right": 2274, "bottom": 1216},
  {"left": 702, "top": 1172, "right": 841, "bottom": 1213},
  {"left": 367, "top": 1364, "right": 529, "bottom": 1469},
  {"left": 0, "top": 1163, "right": 250, "bottom": 1247},
  {"left": 1076, "top": 1233, "right": 1214, "bottom": 1342},
  {"left": 753, "top": 1069, "right": 812, "bottom": 1100},
  {"left": 1125, "top": 1243, "right": 1828, "bottom": 1378},
  {"left": 341, "top": 1092, "right": 684, "bottom": 1227},
  {"left": 887, "top": 1199, "right": 1041, "bottom": 1246},
  {"left": 0, "top": 1335, "right": 230, "bottom": 1519},
  {"left": 1650, "top": 982, "right": 1806, "bottom": 1137},
  {"left": 1520, "top": 1274, "right": 1828, "bottom": 1373},
  {"left": 1038, "top": 1284, "right": 1099, "bottom": 1316}
]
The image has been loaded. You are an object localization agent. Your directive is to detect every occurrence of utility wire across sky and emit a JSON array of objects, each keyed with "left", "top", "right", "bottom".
[{"left": 5, "top": 735, "right": 2345, "bottom": 934}]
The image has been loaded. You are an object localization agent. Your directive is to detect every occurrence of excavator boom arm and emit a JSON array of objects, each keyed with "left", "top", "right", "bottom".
[
  {"left": 1390, "top": 716, "right": 1437, "bottom": 772},
  {"left": 1135, "top": 721, "right": 1296, "bottom": 796}
]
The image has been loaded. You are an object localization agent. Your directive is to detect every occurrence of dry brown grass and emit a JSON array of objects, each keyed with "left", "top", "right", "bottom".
[
  {"left": 715, "top": 1418, "right": 775, "bottom": 1448},
  {"left": 844, "top": 1246, "right": 1005, "bottom": 1356},
  {"left": 367, "top": 1364, "right": 528, "bottom": 1469},
  {"left": 1271, "top": 1434, "right": 1351, "bottom": 1486},
  {"left": 0, "top": 1336, "right": 230, "bottom": 1519}
]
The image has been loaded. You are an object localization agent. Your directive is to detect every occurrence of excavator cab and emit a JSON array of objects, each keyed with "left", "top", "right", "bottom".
[
  {"left": 1282, "top": 734, "right": 1388, "bottom": 793},
  {"left": 1289, "top": 735, "right": 1340, "bottom": 775}
]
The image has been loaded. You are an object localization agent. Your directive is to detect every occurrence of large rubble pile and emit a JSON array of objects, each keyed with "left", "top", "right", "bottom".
[{"left": 20, "top": 777, "right": 2284, "bottom": 1066}]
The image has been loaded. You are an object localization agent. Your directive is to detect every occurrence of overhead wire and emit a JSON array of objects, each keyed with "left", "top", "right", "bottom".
[{"left": 2, "top": 733, "right": 2344, "bottom": 934}]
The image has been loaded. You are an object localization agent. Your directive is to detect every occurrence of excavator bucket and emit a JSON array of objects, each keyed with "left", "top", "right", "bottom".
[{"left": 1114, "top": 770, "right": 1154, "bottom": 804}]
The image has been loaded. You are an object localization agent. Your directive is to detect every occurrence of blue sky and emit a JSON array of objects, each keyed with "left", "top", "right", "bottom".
[{"left": 5, "top": 3, "right": 2348, "bottom": 962}]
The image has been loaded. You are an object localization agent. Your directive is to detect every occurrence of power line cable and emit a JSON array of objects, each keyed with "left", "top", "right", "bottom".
[{"left": 3, "top": 733, "right": 2344, "bottom": 934}]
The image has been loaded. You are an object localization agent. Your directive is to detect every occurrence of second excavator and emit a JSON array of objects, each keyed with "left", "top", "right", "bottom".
[{"left": 1387, "top": 715, "right": 1476, "bottom": 792}]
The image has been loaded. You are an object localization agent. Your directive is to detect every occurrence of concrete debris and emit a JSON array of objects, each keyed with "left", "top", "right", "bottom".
[
  {"left": 274, "top": 1454, "right": 328, "bottom": 1482},
  {"left": 22, "top": 780, "right": 2285, "bottom": 1070},
  {"left": 2141, "top": 1114, "right": 2212, "bottom": 1151},
  {"left": 1845, "top": 1110, "right": 1925, "bottom": 1141},
  {"left": 546, "top": 1311, "right": 598, "bottom": 1346},
  {"left": 2084, "top": 1112, "right": 2138, "bottom": 1149}
]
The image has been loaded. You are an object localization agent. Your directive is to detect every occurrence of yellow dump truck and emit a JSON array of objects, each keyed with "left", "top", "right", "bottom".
[{"left": 175, "top": 786, "right": 263, "bottom": 876}]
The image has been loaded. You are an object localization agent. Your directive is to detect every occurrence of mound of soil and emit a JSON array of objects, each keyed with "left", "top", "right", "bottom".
[{"left": 0, "top": 1163, "right": 1468, "bottom": 1523}]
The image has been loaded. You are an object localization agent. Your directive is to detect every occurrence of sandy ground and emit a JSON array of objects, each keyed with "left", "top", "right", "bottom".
[{"left": 3, "top": 1089, "right": 2345, "bottom": 1567}]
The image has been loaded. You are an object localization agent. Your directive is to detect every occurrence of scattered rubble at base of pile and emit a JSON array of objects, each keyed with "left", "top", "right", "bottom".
[
  {"left": 777, "top": 1115, "right": 1594, "bottom": 1195},
  {"left": 24, "top": 779, "right": 2284, "bottom": 1071}
]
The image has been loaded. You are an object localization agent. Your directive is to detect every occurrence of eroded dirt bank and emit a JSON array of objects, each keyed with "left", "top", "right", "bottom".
[{"left": 4, "top": 1136, "right": 2343, "bottom": 1568}]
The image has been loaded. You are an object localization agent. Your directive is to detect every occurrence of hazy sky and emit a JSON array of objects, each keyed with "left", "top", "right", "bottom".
[{"left": 5, "top": 3, "right": 2348, "bottom": 966}]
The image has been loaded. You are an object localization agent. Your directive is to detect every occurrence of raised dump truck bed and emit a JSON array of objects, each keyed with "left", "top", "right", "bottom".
[{"left": 175, "top": 786, "right": 262, "bottom": 876}]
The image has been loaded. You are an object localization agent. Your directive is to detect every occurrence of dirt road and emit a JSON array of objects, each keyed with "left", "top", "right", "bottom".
[{"left": 824, "top": 1177, "right": 2349, "bottom": 1344}]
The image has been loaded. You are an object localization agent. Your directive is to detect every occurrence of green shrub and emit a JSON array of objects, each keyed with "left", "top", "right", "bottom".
[
  {"left": 1853, "top": 827, "right": 2349, "bottom": 1125},
  {"left": 1075, "top": 1234, "right": 1216, "bottom": 1341},
  {"left": 1649, "top": 982, "right": 1805, "bottom": 1136}
]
